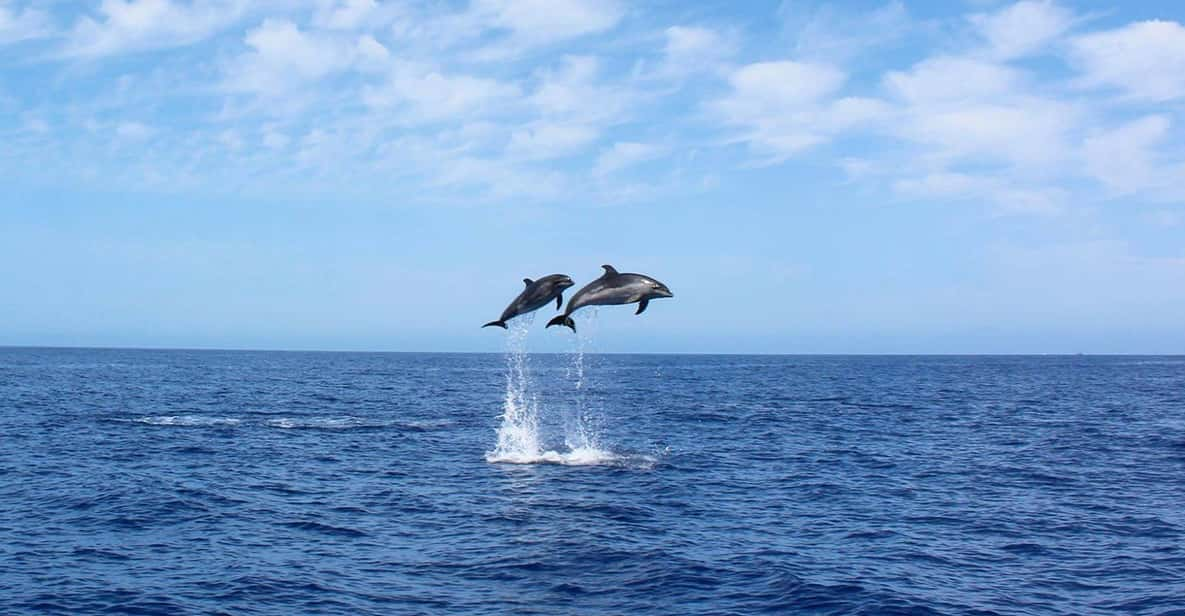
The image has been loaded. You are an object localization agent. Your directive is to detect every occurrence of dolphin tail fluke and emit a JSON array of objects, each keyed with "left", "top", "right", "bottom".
[
  {"left": 546, "top": 315, "right": 576, "bottom": 331},
  {"left": 482, "top": 320, "right": 508, "bottom": 329}
]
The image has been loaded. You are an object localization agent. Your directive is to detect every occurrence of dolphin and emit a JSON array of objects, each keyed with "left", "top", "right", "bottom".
[
  {"left": 482, "top": 274, "right": 576, "bottom": 329},
  {"left": 546, "top": 265, "right": 673, "bottom": 332}
]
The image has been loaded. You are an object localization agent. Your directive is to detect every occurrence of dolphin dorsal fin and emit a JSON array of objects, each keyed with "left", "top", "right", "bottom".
[
  {"left": 600, "top": 265, "right": 618, "bottom": 277},
  {"left": 523, "top": 278, "right": 534, "bottom": 286}
]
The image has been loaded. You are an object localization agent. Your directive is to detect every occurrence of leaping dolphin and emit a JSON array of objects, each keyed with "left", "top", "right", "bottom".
[
  {"left": 483, "top": 274, "right": 576, "bottom": 329},
  {"left": 546, "top": 265, "right": 673, "bottom": 332}
]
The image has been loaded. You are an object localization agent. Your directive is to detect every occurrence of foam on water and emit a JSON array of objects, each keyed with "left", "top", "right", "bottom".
[
  {"left": 489, "top": 446, "right": 657, "bottom": 467},
  {"left": 264, "top": 417, "right": 385, "bottom": 430},
  {"left": 121, "top": 415, "right": 443, "bottom": 432},
  {"left": 132, "top": 415, "right": 241, "bottom": 427},
  {"left": 401, "top": 419, "right": 456, "bottom": 430}
]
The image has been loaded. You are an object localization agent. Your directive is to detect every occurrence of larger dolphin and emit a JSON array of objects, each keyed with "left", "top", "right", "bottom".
[
  {"left": 546, "top": 265, "right": 673, "bottom": 332},
  {"left": 483, "top": 274, "right": 575, "bottom": 329}
]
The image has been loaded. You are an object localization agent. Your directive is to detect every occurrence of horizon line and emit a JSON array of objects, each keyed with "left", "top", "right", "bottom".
[{"left": 1, "top": 344, "right": 1182, "bottom": 357}]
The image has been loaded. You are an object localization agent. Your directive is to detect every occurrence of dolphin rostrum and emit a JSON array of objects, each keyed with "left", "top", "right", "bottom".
[
  {"left": 546, "top": 265, "right": 673, "bottom": 332},
  {"left": 483, "top": 274, "right": 576, "bottom": 329}
]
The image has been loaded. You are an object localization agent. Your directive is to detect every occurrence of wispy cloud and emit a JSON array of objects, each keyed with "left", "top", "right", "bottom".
[
  {"left": 1069, "top": 19, "right": 1185, "bottom": 102},
  {"left": 223, "top": 18, "right": 361, "bottom": 96},
  {"left": 593, "top": 141, "right": 668, "bottom": 175},
  {"left": 780, "top": 0, "right": 911, "bottom": 61},
  {"left": 62, "top": 0, "right": 250, "bottom": 57},
  {"left": 362, "top": 63, "right": 520, "bottom": 123},
  {"left": 508, "top": 122, "right": 599, "bottom": 161},
  {"left": 657, "top": 25, "right": 735, "bottom": 79},
  {"left": 968, "top": 0, "right": 1074, "bottom": 60},
  {"left": 4, "top": 0, "right": 1185, "bottom": 216},
  {"left": 0, "top": 1, "right": 53, "bottom": 44},
  {"left": 711, "top": 60, "right": 887, "bottom": 163},
  {"left": 464, "top": 0, "right": 624, "bottom": 60}
]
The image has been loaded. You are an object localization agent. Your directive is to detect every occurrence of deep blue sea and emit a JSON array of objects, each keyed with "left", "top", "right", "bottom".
[{"left": 3, "top": 345, "right": 1185, "bottom": 615}]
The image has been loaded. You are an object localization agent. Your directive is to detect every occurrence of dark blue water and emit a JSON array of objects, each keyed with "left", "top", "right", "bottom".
[{"left": 2, "top": 347, "right": 1184, "bottom": 614}]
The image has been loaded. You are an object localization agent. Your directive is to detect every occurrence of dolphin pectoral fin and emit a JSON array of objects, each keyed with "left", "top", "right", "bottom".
[
  {"left": 635, "top": 299, "right": 649, "bottom": 315},
  {"left": 600, "top": 264, "right": 618, "bottom": 277},
  {"left": 523, "top": 278, "right": 533, "bottom": 286},
  {"left": 555, "top": 294, "right": 563, "bottom": 310},
  {"left": 547, "top": 315, "right": 576, "bottom": 331},
  {"left": 482, "top": 320, "right": 508, "bottom": 329}
]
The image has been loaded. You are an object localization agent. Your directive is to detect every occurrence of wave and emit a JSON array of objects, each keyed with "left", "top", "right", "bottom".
[
  {"left": 129, "top": 415, "right": 242, "bottom": 427},
  {"left": 278, "top": 520, "right": 368, "bottom": 538},
  {"left": 399, "top": 419, "right": 456, "bottom": 431},
  {"left": 264, "top": 417, "right": 386, "bottom": 430},
  {"left": 115, "top": 415, "right": 450, "bottom": 432}
]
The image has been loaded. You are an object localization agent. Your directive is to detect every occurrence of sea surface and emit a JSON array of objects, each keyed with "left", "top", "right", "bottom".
[{"left": 2, "top": 344, "right": 1184, "bottom": 615}]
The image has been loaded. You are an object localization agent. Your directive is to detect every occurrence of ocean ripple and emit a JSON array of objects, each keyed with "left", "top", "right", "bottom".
[{"left": 2, "top": 349, "right": 1184, "bottom": 614}]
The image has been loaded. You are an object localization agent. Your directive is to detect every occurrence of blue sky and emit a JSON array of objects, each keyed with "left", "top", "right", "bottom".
[{"left": 2, "top": 0, "right": 1184, "bottom": 353}]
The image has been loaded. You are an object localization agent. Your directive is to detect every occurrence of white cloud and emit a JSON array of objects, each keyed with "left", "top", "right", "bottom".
[
  {"left": 1083, "top": 115, "right": 1170, "bottom": 193},
  {"left": 64, "top": 0, "right": 247, "bottom": 57},
  {"left": 23, "top": 115, "right": 50, "bottom": 134},
  {"left": 712, "top": 60, "right": 884, "bottom": 159},
  {"left": 14, "top": 0, "right": 1185, "bottom": 216},
  {"left": 506, "top": 122, "right": 598, "bottom": 160},
  {"left": 884, "top": 56, "right": 1018, "bottom": 104},
  {"left": 660, "top": 26, "right": 733, "bottom": 77},
  {"left": 261, "top": 127, "right": 290, "bottom": 150},
  {"left": 896, "top": 99, "right": 1076, "bottom": 167},
  {"left": 467, "top": 0, "right": 623, "bottom": 59},
  {"left": 355, "top": 34, "right": 390, "bottom": 70},
  {"left": 116, "top": 121, "right": 154, "bottom": 140},
  {"left": 894, "top": 172, "right": 1067, "bottom": 216},
  {"left": 838, "top": 157, "right": 878, "bottom": 181},
  {"left": 970, "top": 1, "right": 1074, "bottom": 60},
  {"left": 0, "top": 1, "right": 52, "bottom": 44},
  {"left": 781, "top": 1, "right": 911, "bottom": 61},
  {"left": 316, "top": 0, "right": 378, "bottom": 31},
  {"left": 218, "top": 129, "right": 243, "bottom": 151},
  {"left": 529, "top": 55, "right": 635, "bottom": 127},
  {"left": 1070, "top": 20, "right": 1185, "bottom": 102},
  {"left": 224, "top": 19, "right": 359, "bottom": 96},
  {"left": 362, "top": 63, "right": 520, "bottom": 123},
  {"left": 883, "top": 56, "right": 1076, "bottom": 168},
  {"left": 728, "top": 60, "right": 845, "bottom": 107},
  {"left": 593, "top": 141, "right": 667, "bottom": 175},
  {"left": 858, "top": 48, "right": 1089, "bottom": 215},
  {"left": 430, "top": 154, "right": 569, "bottom": 200}
]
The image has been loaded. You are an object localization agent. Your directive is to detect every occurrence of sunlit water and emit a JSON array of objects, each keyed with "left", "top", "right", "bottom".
[{"left": 2, "top": 348, "right": 1184, "bottom": 614}]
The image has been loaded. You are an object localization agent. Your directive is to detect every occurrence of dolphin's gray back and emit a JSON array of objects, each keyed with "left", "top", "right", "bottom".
[
  {"left": 500, "top": 275, "right": 569, "bottom": 321},
  {"left": 566, "top": 274, "right": 654, "bottom": 314}
]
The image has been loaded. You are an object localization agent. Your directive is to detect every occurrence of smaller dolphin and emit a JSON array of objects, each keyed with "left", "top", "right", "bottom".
[
  {"left": 483, "top": 274, "right": 576, "bottom": 329},
  {"left": 546, "top": 265, "right": 673, "bottom": 332}
]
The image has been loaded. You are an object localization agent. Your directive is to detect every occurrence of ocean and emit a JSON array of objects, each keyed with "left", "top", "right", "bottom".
[{"left": 2, "top": 342, "right": 1184, "bottom": 614}]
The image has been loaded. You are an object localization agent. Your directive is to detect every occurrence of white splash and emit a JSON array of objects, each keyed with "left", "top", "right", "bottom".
[
  {"left": 485, "top": 316, "right": 543, "bottom": 462},
  {"left": 485, "top": 309, "right": 640, "bottom": 467},
  {"left": 563, "top": 307, "right": 601, "bottom": 451}
]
